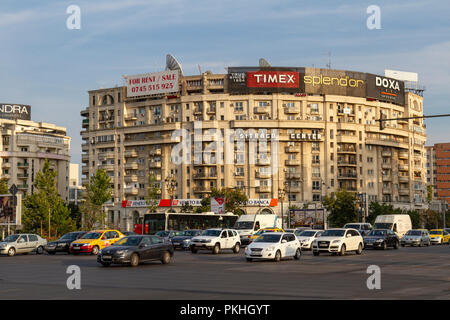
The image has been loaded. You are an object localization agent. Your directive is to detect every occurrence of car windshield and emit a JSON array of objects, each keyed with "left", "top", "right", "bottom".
[
  {"left": 155, "top": 231, "right": 169, "bottom": 237},
  {"left": 321, "top": 230, "right": 345, "bottom": 237},
  {"left": 3, "top": 235, "right": 19, "bottom": 242},
  {"left": 81, "top": 232, "right": 102, "bottom": 239},
  {"left": 298, "top": 231, "right": 316, "bottom": 237},
  {"left": 60, "top": 233, "right": 78, "bottom": 240},
  {"left": 113, "top": 236, "right": 141, "bottom": 246},
  {"left": 233, "top": 221, "right": 254, "bottom": 230},
  {"left": 373, "top": 223, "right": 392, "bottom": 230},
  {"left": 182, "top": 230, "right": 200, "bottom": 236},
  {"left": 254, "top": 234, "right": 281, "bottom": 243},
  {"left": 201, "top": 230, "right": 221, "bottom": 237},
  {"left": 430, "top": 231, "right": 442, "bottom": 235},
  {"left": 368, "top": 230, "right": 386, "bottom": 237},
  {"left": 255, "top": 229, "right": 271, "bottom": 235},
  {"left": 405, "top": 230, "right": 422, "bottom": 236}
]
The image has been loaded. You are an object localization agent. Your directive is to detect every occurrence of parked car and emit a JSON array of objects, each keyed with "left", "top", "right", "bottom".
[
  {"left": 312, "top": 228, "right": 363, "bottom": 256},
  {"left": 295, "top": 229, "right": 323, "bottom": 250},
  {"left": 97, "top": 235, "right": 174, "bottom": 267},
  {"left": 248, "top": 227, "right": 285, "bottom": 243},
  {"left": 373, "top": 215, "right": 411, "bottom": 238},
  {"left": 155, "top": 230, "right": 182, "bottom": 241},
  {"left": 343, "top": 223, "right": 372, "bottom": 236},
  {"left": 283, "top": 229, "right": 297, "bottom": 233},
  {"left": 69, "top": 230, "right": 125, "bottom": 255},
  {"left": 245, "top": 232, "right": 301, "bottom": 262},
  {"left": 363, "top": 229, "right": 400, "bottom": 250},
  {"left": 429, "top": 229, "right": 450, "bottom": 245},
  {"left": 171, "top": 229, "right": 203, "bottom": 250},
  {"left": 190, "top": 228, "right": 241, "bottom": 254},
  {"left": 0, "top": 234, "right": 47, "bottom": 256},
  {"left": 45, "top": 231, "right": 86, "bottom": 254},
  {"left": 401, "top": 229, "right": 431, "bottom": 247},
  {"left": 122, "top": 231, "right": 139, "bottom": 236}
]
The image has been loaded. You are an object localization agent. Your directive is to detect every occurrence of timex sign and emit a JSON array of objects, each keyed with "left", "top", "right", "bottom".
[{"left": 247, "top": 71, "right": 299, "bottom": 88}]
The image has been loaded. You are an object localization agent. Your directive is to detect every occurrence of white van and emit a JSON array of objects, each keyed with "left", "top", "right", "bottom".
[
  {"left": 373, "top": 215, "right": 412, "bottom": 238},
  {"left": 233, "top": 214, "right": 281, "bottom": 245}
]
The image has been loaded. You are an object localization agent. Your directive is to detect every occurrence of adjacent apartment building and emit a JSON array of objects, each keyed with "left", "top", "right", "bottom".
[
  {"left": 426, "top": 143, "right": 450, "bottom": 205},
  {"left": 0, "top": 103, "right": 71, "bottom": 201},
  {"left": 81, "top": 62, "right": 427, "bottom": 231}
]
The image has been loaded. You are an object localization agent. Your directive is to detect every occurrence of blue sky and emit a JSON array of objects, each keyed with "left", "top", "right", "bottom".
[{"left": 1, "top": 0, "right": 449, "bottom": 171}]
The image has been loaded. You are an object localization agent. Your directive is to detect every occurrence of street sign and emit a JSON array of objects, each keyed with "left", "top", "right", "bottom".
[{"left": 9, "top": 184, "right": 17, "bottom": 195}]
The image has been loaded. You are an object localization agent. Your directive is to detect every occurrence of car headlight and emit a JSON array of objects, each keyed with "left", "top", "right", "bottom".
[
  {"left": 376, "top": 239, "right": 384, "bottom": 242},
  {"left": 332, "top": 240, "right": 341, "bottom": 243},
  {"left": 115, "top": 250, "right": 127, "bottom": 255},
  {"left": 0, "top": 243, "right": 6, "bottom": 248},
  {"left": 183, "top": 239, "right": 190, "bottom": 243},
  {"left": 266, "top": 246, "right": 275, "bottom": 251}
]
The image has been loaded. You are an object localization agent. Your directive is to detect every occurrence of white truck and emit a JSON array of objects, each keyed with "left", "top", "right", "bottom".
[
  {"left": 233, "top": 214, "right": 281, "bottom": 245},
  {"left": 373, "top": 215, "right": 412, "bottom": 238}
]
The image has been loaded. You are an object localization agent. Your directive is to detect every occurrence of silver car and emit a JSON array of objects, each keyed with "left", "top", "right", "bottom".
[
  {"left": 401, "top": 229, "right": 431, "bottom": 247},
  {"left": 0, "top": 234, "right": 47, "bottom": 256}
]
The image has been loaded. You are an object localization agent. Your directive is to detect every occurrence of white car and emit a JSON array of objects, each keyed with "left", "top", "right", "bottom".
[
  {"left": 295, "top": 229, "right": 324, "bottom": 250},
  {"left": 245, "top": 232, "right": 301, "bottom": 262},
  {"left": 190, "top": 228, "right": 241, "bottom": 254},
  {"left": 312, "top": 228, "right": 363, "bottom": 256}
]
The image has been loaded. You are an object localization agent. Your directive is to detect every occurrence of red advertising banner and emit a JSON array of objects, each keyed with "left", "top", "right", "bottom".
[{"left": 247, "top": 71, "right": 299, "bottom": 88}]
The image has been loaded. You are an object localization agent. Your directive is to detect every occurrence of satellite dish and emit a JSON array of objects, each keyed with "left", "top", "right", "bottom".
[
  {"left": 259, "top": 58, "right": 271, "bottom": 67},
  {"left": 166, "top": 54, "right": 183, "bottom": 75}
]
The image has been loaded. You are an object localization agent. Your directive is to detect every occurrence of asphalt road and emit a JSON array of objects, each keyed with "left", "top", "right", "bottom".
[{"left": 0, "top": 245, "right": 449, "bottom": 300}]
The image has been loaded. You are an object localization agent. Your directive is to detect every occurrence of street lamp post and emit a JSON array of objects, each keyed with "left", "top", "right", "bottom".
[{"left": 278, "top": 188, "right": 286, "bottom": 229}]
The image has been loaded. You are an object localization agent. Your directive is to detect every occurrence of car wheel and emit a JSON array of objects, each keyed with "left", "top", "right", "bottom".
[
  {"left": 101, "top": 262, "right": 111, "bottom": 267},
  {"left": 190, "top": 246, "right": 197, "bottom": 254},
  {"left": 130, "top": 253, "right": 139, "bottom": 267},
  {"left": 233, "top": 243, "right": 240, "bottom": 254},
  {"left": 161, "top": 251, "right": 171, "bottom": 264},
  {"left": 91, "top": 246, "right": 99, "bottom": 255},
  {"left": 356, "top": 243, "right": 363, "bottom": 255},
  {"left": 246, "top": 258, "right": 253, "bottom": 262},
  {"left": 7, "top": 247, "right": 16, "bottom": 257},
  {"left": 274, "top": 250, "right": 281, "bottom": 262},
  {"left": 294, "top": 248, "right": 301, "bottom": 260},
  {"left": 382, "top": 242, "right": 387, "bottom": 250},
  {"left": 313, "top": 251, "right": 320, "bottom": 256},
  {"left": 212, "top": 243, "right": 220, "bottom": 255},
  {"left": 36, "top": 246, "right": 44, "bottom": 254},
  {"left": 393, "top": 241, "right": 399, "bottom": 249},
  {"left": 339, "top": 244, "right": 346, "bottom": 256}
]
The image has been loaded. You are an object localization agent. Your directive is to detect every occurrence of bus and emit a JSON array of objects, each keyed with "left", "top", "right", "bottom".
[{"left": 139, "top": 212, "right": 239, "bottom": 234}]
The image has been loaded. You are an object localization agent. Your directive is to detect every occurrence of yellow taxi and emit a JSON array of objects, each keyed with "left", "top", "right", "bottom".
[
  {"left": 69, "top": 230, "right": 125, "bottom": 255},
  {"left": 249, "top": 228, "right": 285, "bottom": 243},
  {"left": 429, "top": 229, "right": 450, "bottom": 245}
]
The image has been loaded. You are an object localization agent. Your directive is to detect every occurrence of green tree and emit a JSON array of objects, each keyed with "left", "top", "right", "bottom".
[
  {"left": 0, "top": 178, "right": 9, "bottom": 194},
  {"left": 322, "top": 189, "right": 357, "bottom": 227},
  {"left": 426, "top": 185, "right": 433, "bottom": 204},
  {"left": 367, "top": 202, "right": 402, "bottom": 225},
  {"left": 180, "top": 202, "right": 194, "bottom": 213},
  {"left": 23, "top": 159, "right": 75, "bottom": 237},
  {"left": 68, "top": 203, "right": 82, "bottom": 229},
  {"left": 80, "top": 169, "right": 112, "bottom": 230},
  {"left": 146, "top": 173, "right": 161, "bottom": 213},
  {"left": 404, "top": 209, "right": 421, "bottom": 229}
]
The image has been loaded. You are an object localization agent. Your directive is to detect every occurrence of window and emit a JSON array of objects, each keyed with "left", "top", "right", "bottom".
[
  {"left": 310, "top": 103, "right": 319, "bottom": 113},
  {"left": 312, "top": 194, "right": 321, "bottom": 201}
]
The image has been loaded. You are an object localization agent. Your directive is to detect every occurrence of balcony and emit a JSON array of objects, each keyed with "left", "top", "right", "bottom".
[
  {"left": 285, "top": 159, "right": 300, "bottom": 166},
  {"left": 257, "top": 186, "right": 271, "bottom": 193},
  {"left": 399, "top": 188, "right": 410, "bottom": 195},
  {"left": 399, "top": 152, "right": 408, "bottom": 159},
  {"left": 382, "top": 163, "right": 391, "bottom": 169},
  {"left": 256, "top": 158, "right": 271, "bottom": 166},
  {"left": 254, "top": 106, "right": 269, "bottom": 114},
  {"left": 82, "top": 143, "right": 89, "bottom": 152},
  {"left": 382, "top": 175, "right": 391, "bottom": 181},
  {"left": 285, "top": 172, "right": 301, "bottom": 179},
  {"left": 18, "top": 184, "right": 29, "bottom": 190},
  {"left": 398, "top": 164, "right": 409, "bottom": 171},
  {"left": 17, "top": 173, "right": 29, "bottom": 179},
  {"left": 285, "top": 146, "right": 300, "bottom": 153},
  {"left": 82, "top": 166, "right": 89, "bottom": 174},
  {"left": 337, "top": 147, "right": 356, "bottom": 153},
  {"left": 81, "top": 178, "right": 89, "bottom": 185},
  {"left": 398, "top": 176, "right": 409, "bottom": 183},
  {"left": 125, "top": 150, "right": 138, "bottom": 158},
  {"left": 2, "top": 162, "right": 10, "bottom": 169},
  {"left": 17, "top": 162, "right": 29, "bottom": 168},
  {"left": 256, "top": 172, "right": 271, "bottom": 179},
  {"left": 82, "top": 119, "right": 89, "bottom": 128},
  {"left": 287, "top": 186, "right": 302, "bottom": 193},
  {"left": 337, "top": 160, "right": 357, "bottom": 166},
  {"left": 194, "top": 172, "right": 217, "bottom": 179},
  {"left": 1, "top": 174, "right": 10, "bottom": 180},
  {"left": 124, "top": 187, "right": 138, "bottom": 195},
  {"left": 149, "top": 161, "right": 162, "bottom": 168},
  {"left": 193, "top": 186, "right": 212, "bottom": 193},
  {"left": 194, "top": 108, "right": 203, "bottom": 115},
  {"left": 284, "top": 106, "right": 300, "bottom": 114},
  {"left": 149, "top": 148, "right": 162, "bottom": 156},
  {"left": 82, "top": 154, "right": 89, "bottom": 162},
  {"left": 99, "top": 164, "right": 115, "bottom": 171},
  {"left": 338, "top": 173, "right": 357, "bottom": 179},
  {"left": 125, "top": 162, "right": 138, "bottom": 170},
  {"left": 125, "top": 175, "right": 138, "bottom": 183},
  {"left": 381, "top": 151, "right": 392, "bottom": 157},
  {"left": 125, "top": 115, "right": 138, "bottom": 121},
  {"left": 206, "top": 107, "right": 216, "bottom": 114},
  {"left": 382, "top": 188, "right": 391, "bottom": 194}
]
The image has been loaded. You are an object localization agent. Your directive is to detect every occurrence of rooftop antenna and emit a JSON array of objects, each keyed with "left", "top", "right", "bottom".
[
  {"left": 198, "top": 64, "right": 202, "bottom": 75},
  {"left": 165, "top": 54, "right": 183, "bottom": 75},
  {"left": 326, "top": 51, "right": 331, "bottom": 69},
  {"left": 259, "top": 58, "right": 271, "bottom": 67}
]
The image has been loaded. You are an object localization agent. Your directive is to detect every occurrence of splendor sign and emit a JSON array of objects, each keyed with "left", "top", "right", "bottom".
[
  {"left": 124, "top": 70, "right": 179, "bottom": 98},
  {"left": 0, "top": 104, "right": 31, "bottom": 120}
]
